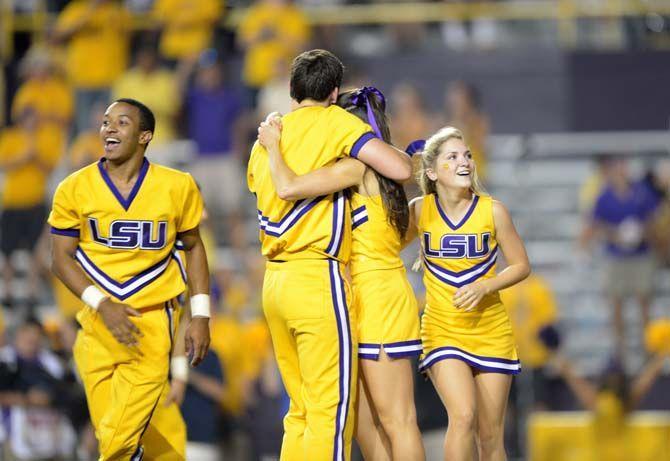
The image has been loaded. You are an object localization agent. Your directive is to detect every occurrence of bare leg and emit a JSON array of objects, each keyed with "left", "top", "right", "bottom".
[
  {"left": 355, "top": 373, "right": 391, "bottom": 461},
  {"left": 428, "top": 359, "right": 477, "bottom": 461},
  {"left": 473, "top": 372, "right": 512, "bottom": 461},
  {"left": 361, "top": 350, "right": 425, "bottom": 460}
]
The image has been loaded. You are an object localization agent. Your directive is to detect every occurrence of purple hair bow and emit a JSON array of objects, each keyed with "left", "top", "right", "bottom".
[
  {"left": 350, "top": 86, "right": 386, "bottom": 140},
  {"left": 405, "top": 139, "right": 425, "bottom": 157}
]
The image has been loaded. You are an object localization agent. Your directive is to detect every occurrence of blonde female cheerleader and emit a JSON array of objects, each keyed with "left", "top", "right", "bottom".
[
  {"left": 409, "top": 127, "right": 530, "bottom": 461},
  {"left": 258, "top": 87, "right": 425, "bottom": 461}
]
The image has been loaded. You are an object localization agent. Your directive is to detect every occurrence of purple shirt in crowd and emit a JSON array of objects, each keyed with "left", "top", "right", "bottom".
[
  {"left": 592, "top": 180, "right": 660, "bottom": 257},
  {"left": 186, "top": 86, "right": 243, "bottom": 156}
]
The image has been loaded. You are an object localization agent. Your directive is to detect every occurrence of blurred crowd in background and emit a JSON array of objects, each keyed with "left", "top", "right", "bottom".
[{"left": 1, "top": 1, "right": 670, "bottom": 460}]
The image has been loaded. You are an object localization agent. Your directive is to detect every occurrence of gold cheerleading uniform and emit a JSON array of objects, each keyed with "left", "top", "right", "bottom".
[{"left": 417, "top": 194, "right": 520, "bottom": 374}]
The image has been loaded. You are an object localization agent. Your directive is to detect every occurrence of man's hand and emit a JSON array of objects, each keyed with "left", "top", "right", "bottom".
[
  {"left": 185, "top": 317, "right": 210, "bottom": 367},
  {"left": 98, "top": 299, "right": 142, "bottom": 347},
  {"left": 164, "top": 378, "right": 187, "bottom": 407}
]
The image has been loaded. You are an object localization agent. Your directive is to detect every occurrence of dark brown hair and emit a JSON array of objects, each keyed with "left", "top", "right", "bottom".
[
  {"left": 337, "top": 89, "right": 409, "bottom": 239},
  {"left": 290, "top": 50, "right": 344, "bottom": 103}
]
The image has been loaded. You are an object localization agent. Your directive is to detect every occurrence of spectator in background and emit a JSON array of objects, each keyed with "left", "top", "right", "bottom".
[
  {"left": 68, "top": 102, "right": 105, "bottom": 171},
  {"left": 580, "top": 157, "right": 660, "bottom": 362},
  {"left": 52, "top": 0, "right": 131, "bottom": 134},
  {"left": 0, "top": 107, "right": 62, "bottom": 310},
  {"left": 50, "top": 318, "right": 97, "bottom": 460},
  {"left": 181, "top": 349, "right": 225, "bottom": 461},
  {"left": 238, "top": 0, "right": 310, "bottom": 104},
  {"left": 578, "top": 155, "right": 612, "bottom": 216},
  {"left": 545, "top": 338, "right": 669, "bottom": 461},
  {"left": 389, "top": 82, "right": 433, "bottom": 152},
  {"left": 643, "top": 159, "right": 670, "bottom": 266},
  {"left": 183, "top": 50, "right": 245, "bottom": 235},
  {"left": 502, "top": 274, "right": 558, "bottom": 376},
  {"left": 245, "top": 327, "right": 286, "bottom": 461},
  {"left": 442, "top": 80, "right": 490, "bottom": 181},
  {"left": 0, "top": 319, "right": 78, "bottom": 461},
  {"left": 11, "top": 45, "right": 72, "bottom": 155},
  {"left": 112, "top": 43, "right": 179, "bottom": 146},
  {"left": 152, "top": 0, "right": 221, "bottom": 64},
  {"left": 501, "top": 273, "right": 561, "bottom": 454}
]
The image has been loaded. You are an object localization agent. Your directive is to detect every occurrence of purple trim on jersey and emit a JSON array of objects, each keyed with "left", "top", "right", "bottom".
[
  {"left": 434, "top": 194, "right": 480, "bottom": 231},
  {"left": 358, "top": 341, "right": 422, "bottom": 360},
  {"left": 352, "top": 205, "right": 366, "bottom": 216},
  {"left": 257, "top": 196, "right": 326, "bottom": 237},
  {"left": 351, "top": 204, "right": 368, "bottom": 230},
  {"left": 385, "top": 339, "right": 423, "bottom": 348},
  {"left": 74, "top": 247, "right": 174, "bottom": 300},
  {"left": 423, "top": 250, "right": 497, "bottom": 289},
  {"left": 419, "top": 346, "right": 521, "bottom": 375},
  {"left": 328, "top": 260, "right": 353, "bottom": 461},
  {"left": 350, "top": 132, "right": 376, "bottom": 159},
  {"left": 358, "top": 353, "right": 381, "bottom": 360},
  {"left": 165, "top": 302, "right": 174, "bottom": 344},
  {"left": 386, "top": 349, "right": 423, "bottom": 359},
  {"left": 384, "top": 339, "right": 423, "bottom": 359},
  {"left": 424, "top": 246, "right": 498, "bottom": 277},
  {"left": 352, "top": 216, "right": 368, "bottom": 230},
  {"left": 171, "top": 250, "right": 187, "bottom": 283},
  {"left": 50, "top": 226, "right": 80, "bottom": 237},
  {"left": 358, "top": 343, "right": 381, "bottom": 359},
  {"left": 326, "top": 192, "right": 345, "bottom": 257},
  {"left": 130, "top": 446, "right": 144, "bottom": 461},
  {"left": 97, "top": 157, "right": 150, "bottom": 211}
]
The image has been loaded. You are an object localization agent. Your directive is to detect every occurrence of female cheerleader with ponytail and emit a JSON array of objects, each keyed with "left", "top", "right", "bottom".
[{"left": 408, "top": 126, "right": 530, "bottom": 461}]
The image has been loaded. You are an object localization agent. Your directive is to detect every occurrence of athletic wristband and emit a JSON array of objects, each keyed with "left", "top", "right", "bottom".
[
  {"left": 190, "top": 294, "right": 211, "bottom": 318},
  {"left": 81, "top": 285, "right": 108, "bottom": 310},
  {"left": 171, "top": 356, "right": 189, "bottom": 381}
]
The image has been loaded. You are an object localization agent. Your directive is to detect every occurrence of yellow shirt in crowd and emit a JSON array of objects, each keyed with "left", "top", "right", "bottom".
[
  {"left": 112, "top": 69, "right": 179, "bottom": 143},
  {"left": 12, "top": 76, "right": 73, "bottom": 125},
  {"left": 500, "top": 274, "right": 558, "bottom": 368},
  {"left": 69, "top": 131, "right": 102, "bottom": 169},
  {"left": 55, "top": 1, "right": 131, "bottom": 88},
  {"left": 153, "top": 0, "right": 222, "bottom": 60},
  {"left": 210, "top": 314, "right": 272, "bottom": 415},
  {"left": 0, "top": 127, "right": 63, "bottom": 208},
  {"left": 238, "top": 2, "right": 310, "bottom": 88},
  {"left": 12, "top": 77, "right": 73, "bottom": 155}
]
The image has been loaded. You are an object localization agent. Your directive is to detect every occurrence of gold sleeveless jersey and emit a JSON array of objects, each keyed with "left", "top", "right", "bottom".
[
  {"left": 418, "top": 193, "right": 501, "bottom": 310},
  {"left": 349, "top": 192, "right": 403, "bottom": 276}
]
